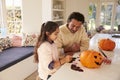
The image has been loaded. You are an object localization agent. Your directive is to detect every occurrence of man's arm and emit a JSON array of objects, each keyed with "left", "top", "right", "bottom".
[{"left": 80, "top": 28, "right": 90, "bottom": 52}]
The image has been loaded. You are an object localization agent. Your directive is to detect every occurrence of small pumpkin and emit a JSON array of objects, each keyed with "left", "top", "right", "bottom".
[
  {"left": 80, "top": 50, "right": 103, "bottom": 68},
  {"left": 98, "top": 38, "right": 115, "bottom": 51}
]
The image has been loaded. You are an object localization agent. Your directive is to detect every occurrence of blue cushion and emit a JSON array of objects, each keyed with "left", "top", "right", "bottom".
[{"left": 0, "top": 46, "right": 34, "bottom": 71}]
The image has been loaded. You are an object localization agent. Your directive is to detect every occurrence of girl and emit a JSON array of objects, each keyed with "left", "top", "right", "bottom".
[{"left": 34, "top": 21, "right": 72, "bottom": 80}]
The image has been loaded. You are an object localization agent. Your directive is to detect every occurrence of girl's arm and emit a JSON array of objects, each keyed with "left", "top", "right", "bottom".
[
  {"left": 58, "top": 55, "right": 72, "bottom": 65},
  {"left": 50, "top": 55, "right": 72, "bottom": 69}
]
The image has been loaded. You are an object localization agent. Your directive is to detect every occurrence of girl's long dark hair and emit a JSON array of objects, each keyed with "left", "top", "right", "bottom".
[{"left": 34, "top": 21, "right": 59, "bottom": 63}]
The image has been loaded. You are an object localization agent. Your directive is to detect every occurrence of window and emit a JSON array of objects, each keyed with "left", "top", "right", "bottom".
[
  {"left": 99, "top": 0, "right": 120, "bottom": 31},
  {"left": 87, "top": 0, "right": 119, "bottom": 32},
  {"left": 0, "top": 0, "right": 22, "bottom": 37},
  {"left": 100, "top": 2, "right": 113, "bottom": 30},
  {"left": 115, "top": 3, "right": 120, "bottom": 31},
  {"left": 6, "top": 0, "right": 22, "bottom": 34},
  {"left": 88, "top": 3, "right": 97, "bottom": 31}
]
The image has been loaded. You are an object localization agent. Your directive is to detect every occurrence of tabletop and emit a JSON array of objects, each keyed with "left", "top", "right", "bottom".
[{"left": 49, "top": 33, "right": 120, "bottom": 80}]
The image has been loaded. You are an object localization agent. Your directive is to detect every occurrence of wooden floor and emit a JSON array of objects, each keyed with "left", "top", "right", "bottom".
[{"left": 24, "top": 70, "right": 38, "bottom": 80}]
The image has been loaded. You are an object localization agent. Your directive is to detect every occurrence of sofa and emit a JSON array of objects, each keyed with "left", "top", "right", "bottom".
[{"left": 0, "top": 34, "right": 38, "bottom": 80}]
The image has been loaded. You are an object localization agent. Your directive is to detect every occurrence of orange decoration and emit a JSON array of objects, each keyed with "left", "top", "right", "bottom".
[
  {"left": 98, "top": 38, "right": 115, "bottom": 51},
  {"left": 80, "top": 50, "right": 103, "bottom": 68}
]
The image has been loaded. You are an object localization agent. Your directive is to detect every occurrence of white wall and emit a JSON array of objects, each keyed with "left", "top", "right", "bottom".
[
  {"left": 22, "top": 0, "right": 100, "bottom": 34},
  {"left": 22, "top": 0, "right": 42, "bottom": 34},
  {"left": 65, "top": 0, "right": 89, "bottom": 22},
  {"left": 22, "top": 0, "right": 94, "bottom": 33},
  {"left": 41, "top": 0, "right": 52, "bottom": 23}
]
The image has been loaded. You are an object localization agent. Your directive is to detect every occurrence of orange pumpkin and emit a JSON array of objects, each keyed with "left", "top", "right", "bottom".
[
  {"left": 80, "top": 50, "right": 103, "bottom": 68},
  {"left": 98, "top": 38, "right": 115, "bottom": 51}
]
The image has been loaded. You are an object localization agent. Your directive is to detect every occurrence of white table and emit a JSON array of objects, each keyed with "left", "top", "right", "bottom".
[{"left": 49, "top": 34, "right": 120, "bottom": 80}]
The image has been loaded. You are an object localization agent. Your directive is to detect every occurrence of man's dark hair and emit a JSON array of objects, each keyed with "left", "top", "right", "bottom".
[{"left": 67, "top": 12, "right": 85, "bottom": 24}]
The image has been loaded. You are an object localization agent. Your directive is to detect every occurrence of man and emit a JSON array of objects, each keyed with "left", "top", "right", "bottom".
[{"left": 55, "top": 12, "right": 89, "bottom": 57}]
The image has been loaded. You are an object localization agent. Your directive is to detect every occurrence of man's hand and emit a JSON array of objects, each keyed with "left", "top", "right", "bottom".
[
  {"left": 71, "top": 43, "right": 80, "bottom": 52},
  {"left": 64, "top": 43, "right": 80, "bottom": 53},
  {"left": 66, "top": 52, "right": 74, "bottom": 56},
  {"left": 64, "top": 46, "right": 72, "bottom": 53}
]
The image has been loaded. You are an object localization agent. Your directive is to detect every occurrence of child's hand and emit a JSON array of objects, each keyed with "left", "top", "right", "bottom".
[
  {"left": 54, "top": 61, "right": 61, "bottom": 68},
  {"left": 103, "top": 58, "right": 111, "bottom": 64},
  {"left": 65, "top": 55, "right": 72, "bottom": 63}
]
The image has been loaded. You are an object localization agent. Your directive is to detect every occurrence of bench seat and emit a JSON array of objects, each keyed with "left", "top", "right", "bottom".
[{"left": 0, "top": 46, "right": 34, "bottom": 71}]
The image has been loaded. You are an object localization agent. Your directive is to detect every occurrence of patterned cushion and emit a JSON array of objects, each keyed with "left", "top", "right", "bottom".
[
  {"left": 11, "top": 35, "right": 22, "bottom": 47},
  {"left": 0, "top": 37, "right": 12, "bottom": 52},
  {"left": 23, "top": 34, "right": 38, "bottom": 47}
]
